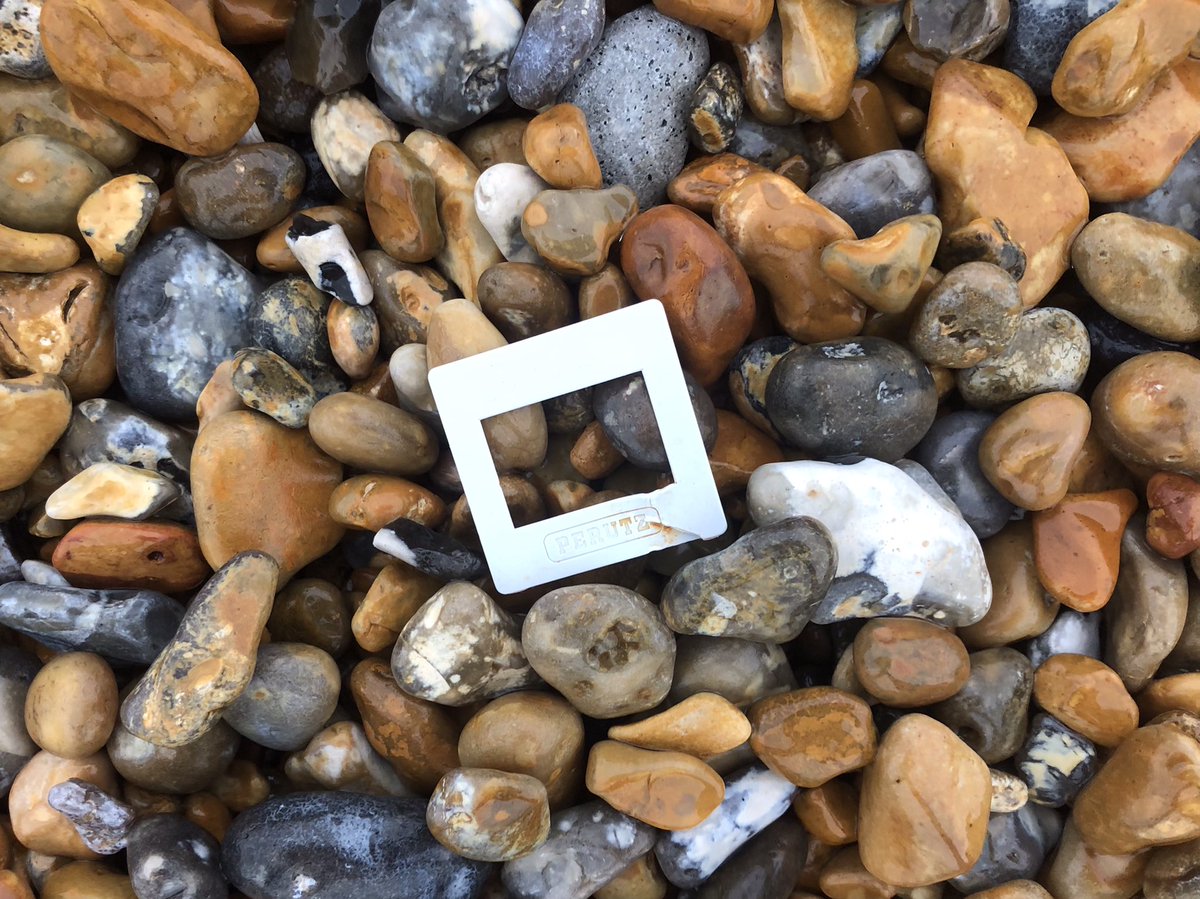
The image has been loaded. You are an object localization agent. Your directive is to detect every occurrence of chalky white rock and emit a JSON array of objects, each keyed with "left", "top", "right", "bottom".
[
  {"left": 747, "top": 458, "right": 992, "bottom": 626},
  {"left": 285, "top": 215, "right": 374, "bottom": 307},
  {"left": 474, "top": 164, "right": 547, "bottom": 265}
]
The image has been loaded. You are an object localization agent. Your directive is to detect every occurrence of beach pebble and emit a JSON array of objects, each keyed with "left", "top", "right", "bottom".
[
  {"left": 0, "top": 581, "right": 183, "bottom": 666},
  {"left": 368, "top": 0, "right": 523, "bottom": 133},
  {"left": 75, "top": 174, "right": 158, "bottom": 276},
  {"left": 391, "top": 581, "right": 537, "bottom": 705},
  {"left": 427, "top": 767, "right": 550, "bottom": 862},
  {"left": 808, "top": 150, "right": 937, "bottom": 238},
  {"left": 929, "top": 647, "right": 1033, "bottom": 764},
  {"left": 559, "top": 7, "right": 710, "bottom": 208},
  {"left": 44, "top": 462, "right": 179, "bottom": 521},
  {"left": 748, "top": 458, "right": 991, "bottom": 626},
  {"left": 24, "top": 652, "right": 117, "bottom": 759},
  {"left": 114, "top": 228, "right": 259, "bottom": 421},
  {"left": 373, "top": 519, "right": 484, "bottom": 581},
  {"left": 585, "top": 741, "right": 724, "bottom": 831},
  {"left": 956, "top": 307, "right": 1091, "bottom": 407},
  {"left": 912, "top": 410, "right": 1015, "bottom": 538},
  {"left": 1016, "top": 712, "right": 1098, "bottom": 808},
  {"left": 45, "top": 779, "right": 134, "bottom": 855},
  {"left": 221, "top": 642, "right": 339, "bottom": 751},
  {"left": 523, "top": 584, "right": 676, "bottom": 719},
  {"left": 106, "top": 719, "right": 238, "bottom": 795},
  {"left": 508, "top": 0, "right": 604, "bottom": 110},
  {"left": 502, "top": 800, "right": 657, "bottom": 899},
  {"left": 661, "top": 517, "right": 836, "bottom": 643},
  {"left": 121, "top": 552, "right": 278, "bottom": 748},
  {"left": 949, "top": 803, "right": 1062, "bottom": 894},
  {"left": 653, "top": 765, "right": 797, "bottom": 889},
  {"left": 909, "top": 262, "right": 1022, "bottom": 369},
  {"left": 125, "top": 814, "right": 225, "bottom": 899},
  {"left": 765, "top": 337, "right": 936, "bottom": 461},
  {"left": 286, "top": 214, "right": 373, "bottom": 307},
  {"left": 592, "top": 371, "right": 717, "bottom": 472},
  {"left": 223, "top": 792, "right": 490, "bottom": 899},
  {"left": 748, "top": 687, "right": 877, "bottom": 788},
  {"left": 474, "top": 164, "right": 547, "bottom": 264},
  {"left": 858, "top": 714, "right": 991, "bottom": 888}
]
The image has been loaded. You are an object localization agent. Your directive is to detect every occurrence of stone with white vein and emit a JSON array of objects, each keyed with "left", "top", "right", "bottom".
[
  {"left": 654, "top": 765, "right": 797, "bottom": 888},
  {"left": 747, "top": 458, "right": 992, "bottom": 626},
  {"left": 474, "top": 163, "right": 548, "bottom": 265},
  {"left": 286, "top": 214, "right": 374, "bottom": 307}
]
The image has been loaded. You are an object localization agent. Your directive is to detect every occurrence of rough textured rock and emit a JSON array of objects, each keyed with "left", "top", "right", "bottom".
[{"left": 559, "top": 7, "right": 710, "bottom": 208}]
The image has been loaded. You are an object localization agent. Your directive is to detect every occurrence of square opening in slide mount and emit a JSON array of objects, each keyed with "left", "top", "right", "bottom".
[{"left": 428, "top": 300, "right": 727, "bottom": 594}]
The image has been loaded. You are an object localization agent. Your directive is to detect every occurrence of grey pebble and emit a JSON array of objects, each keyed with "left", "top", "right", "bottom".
[
  {"left": 127, "top": 814, "right": 227, "bottom": 899},
  {"left": 911, "top": 410, "right": 1015, "bottom": 539},
  {"left": 47, "top": 779, "right": 135, "bottom": 855},
  {"left": 1003, "top": 0, "right": 1118, "bottom": 95},
  {"left": 808, "top": 150, "right": 937, "bottom": 238},
  {"left": 856, "top": 3, "right": 904, "bottom": 77},
  {"left": 107, "top": 720, "right": 239, "bottom": 795},
  {"left": 593, "top": 371, "right": 717, "bottom": 472},
  {"left": 559, "top": 7, "right": 710, "bottom": 208},
  {"left": 930, "top": 647, "right": 1033, "bottom": 764},
  {"left": 0, "top": 582, "right": 184, "bottom": 666},
  {"left": 368, "top": 0, "right": 524, "bottom": 133},
  {"left": 508, "top": 0, "right": 605, "bottom": 110},
  {"left": 1026, "top": 608, "right": 1102, "bottom": 670},
  {"left": 950, "top": 803, "right": 1063, "bottom": 893},
  {"left": 222, "top": 643, "right": 341, "bottom": 751},
  {"left": 114, "top": 228, "right": 260, "bottom": 421}
]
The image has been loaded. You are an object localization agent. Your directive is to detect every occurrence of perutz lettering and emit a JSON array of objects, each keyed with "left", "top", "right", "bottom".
[{"left": 544, "top": 506, "right": 662, "bottom": 561}]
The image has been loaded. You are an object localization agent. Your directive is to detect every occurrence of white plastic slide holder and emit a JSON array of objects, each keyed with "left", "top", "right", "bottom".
[{"left": 429, "top": 299, "right": 728, "bottom": 594}]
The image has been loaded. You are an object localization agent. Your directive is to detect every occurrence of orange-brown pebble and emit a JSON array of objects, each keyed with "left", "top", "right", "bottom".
[
  {"left": 925, "top": 60, "right": 1089, "bottom": 308},
  {"left": 1073, "top": 722, "right": 1200, "bottom": 854},
  {"left": 793, "top": 779, "right": 858, "bottom": 846},
  {"left": 873, "top": 74, "right": 927, "bottom": 137},
  {"left": 959, "top": 520, "right": 1059, "bottom": 650},
  {"left": 40, "top": 860, "right": 135, "bottom": 898},
  {"left": 1146, "top": 472, "right": 1200, "bottom": 558},
  {"left": 1045, "top": 59, "right": 1200, "bottom": 203},
  {"left": 1031, "top": 489, "right": 1137, "bottom": 612},
  {"left": 191, "top": 411, "right": 345, "bottom": 582},
  {"left": 1034, "top": 654, "right": 1140, "bottom": 747},
  {"left": 349, "top": 658, "right": 460, "bottom": 793},
  {"left": 819, "top": 845, "right": 897, "bottom": 899},
  {"left": 1069, "top": 428, "right": 1137, "bottom": 494},
  {"left": 459, "top": 691, "right": 585, "bottom": 810},
  {"left": 777, "top": 0, "right": 859, "bottom": 120},
  {"left": 652, "top": 0, "right": 771, "bottom": 43},
  {"left": 51, "top": 520, "right": 210, "bottom": 592},
  {"left": 969, "top": 881, "right": 1053, "bottom": 899},
  {"left": 522, "top": 104, "right": 602, "bottom": 191},
  {"left": 329, "top": 475, "right": 447, "bottom": 532},
  {"left": 39, "top": 0, "right": 259, "bottom": 157},
  {"left": 211, "top": 759, "right": 269, "bottom": 812},
  {"left": 570, "top": 421, "right": 625, "bottom": 480},
  {"left": 593, "top": 853, "right": 668, "bottom": 899},
  {"left": 0, "top": 373, "right": 72, "bottom": 492},
  {"left": 748, "top": 687, "right": 877, "bottom": 788},
  {"left": 666, "top": 154, "right": 769, "bottom": 217},
  {"left": 326, "top": 300, "right": 379, "bottom": 380},
  {"left": 24, "top": 653, "right": 118, "bottom": 759},
  {"left": 708, "top": 410, "right": 785, "bottom": 496},
  {"left": 1139, "top": 673, "right": 1200, "bottom": 719},
  {"left": 426, "top": 767, "right": 550, "bottom": 862},
  {"left": 607, "top": 692, "right": 751, "bottom": 759},
  {"left": 620, "top": 205, "right": 756, "bottom": 386},
  {"left": 7, "top": 750, "right": 118, "bottom": 858},
  {"left": 852, "top": 618, "right": 970, "bottom": 707},
  {"left": 351, "top": 562, "right": 442, "bottom": 653},
  {"left": 819, "top": 214, "right": 942, "bottom": 314},
  {"left": 977, "top": 392, "right": 1092, "bottom": 511},
  {"left": 585, "top": 741, "right": 724, "bottom": 831},
  {"left": 1091, "top": 352, "right": 1200, "bottom": 478},
  {"left": 195, "top": 359, "right": 240, "bottom": 427},
  {"left": 713, "top": 172, "right": 866, "bottom": 343},
  {"left": 184, "top": 792, "right": 232, "bottom": 842},
  {"left": 828, "top": 80, "right": 902, "bottom": 160},
  {"left": 881, "top": 32, "right": 941, "bottom": 90},
  {"left": 1044, "top": 818, "right": 1149, "bottom": 899},
  {"left": 212, "top": 0, "right": 292, "bottom": 43},
  {"left": 578, "top": 264, "right": 637, "bottom": 320},
  {"left": 0, "top": 872, "right": 33, "bottom": 899},
  {"left": 858, "top": 714, "right": 991, "bottom": 887},
  {"left": 1052, "top": 0, "right": 1200, "bottom": 118},
  {"left": 256, "top": 206, "right": 369, "bottom": 273},
  {"left": 364, "top": 141, "right": 444, "bottom": 264}
]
